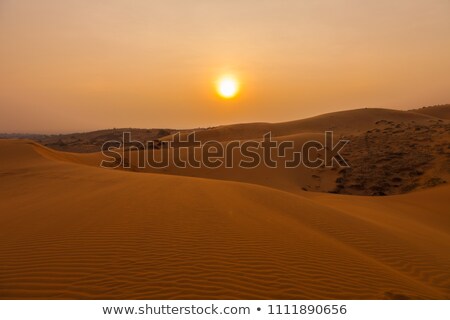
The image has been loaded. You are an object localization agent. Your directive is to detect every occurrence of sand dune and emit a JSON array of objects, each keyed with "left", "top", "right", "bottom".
[
  {"left": 123, "top": 132, "right": 339, "bottom": 194},
  {"left": 2, "top": 107, "right": 441, "bottom": 154},
  {"left": 111, "top": 108, "right": 450, "bottom": 196},
  {"left": 26, "top": 108, "right": 447, "bottom": 196},
  {"left": 160, "top": 108, "right": 439, "bottom": 143},
  {"left": 0, "top": 139, "right": 449, "bottom": 299},
  {"left": 411, "top": 104, "right": 450, "bottom": 120}
]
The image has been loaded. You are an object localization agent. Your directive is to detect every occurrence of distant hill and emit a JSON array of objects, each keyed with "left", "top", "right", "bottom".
[
  {"left": 0, "top": 128, "right": 181, "bottom": 153},
  {"left": 410, "top": 104, "right": 450, "bottom": 120}
]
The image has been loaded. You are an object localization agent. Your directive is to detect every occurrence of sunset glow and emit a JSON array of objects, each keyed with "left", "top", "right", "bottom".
[{"left": 0, "top": 1, "right": 449, "bottom": 133}]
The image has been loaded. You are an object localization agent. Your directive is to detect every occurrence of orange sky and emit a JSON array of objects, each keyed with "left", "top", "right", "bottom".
[{"left": 1, "top": 0, "right": 449, "bottom": 133}]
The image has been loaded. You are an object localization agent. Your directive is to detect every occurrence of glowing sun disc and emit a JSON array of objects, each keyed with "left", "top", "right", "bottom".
[{"left": 217, "top": 76, "right": 239, "bottom": 99}]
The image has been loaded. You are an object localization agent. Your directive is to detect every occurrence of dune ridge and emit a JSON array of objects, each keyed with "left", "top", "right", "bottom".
[
  {"left": 12, "top": 108, "right": 446, "bottom": 197},
  {"left": 106, "top": 108, "right": 450, "bottom": 196}
]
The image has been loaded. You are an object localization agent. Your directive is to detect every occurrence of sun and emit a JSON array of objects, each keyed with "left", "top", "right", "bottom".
[{"left": 216, "top": 75, "right": 239, "bottom": 99}]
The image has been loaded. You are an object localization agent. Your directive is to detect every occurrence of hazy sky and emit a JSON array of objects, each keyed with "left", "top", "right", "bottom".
[{"left": 1, "top": 0, "right": 449, "bottom": 133}]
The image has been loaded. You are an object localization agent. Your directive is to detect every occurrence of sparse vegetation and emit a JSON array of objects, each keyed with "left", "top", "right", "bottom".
[{"left": 333, "top": 118, "right": 450, "bottom": 196}]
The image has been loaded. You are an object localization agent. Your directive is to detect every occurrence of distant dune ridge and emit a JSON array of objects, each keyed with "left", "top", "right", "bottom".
[
  {"left": 4, "top": 106, "right": 447, "bottom": 196},
  {"left": 0, "top": 106, "right": 449, "bottom": 299}
]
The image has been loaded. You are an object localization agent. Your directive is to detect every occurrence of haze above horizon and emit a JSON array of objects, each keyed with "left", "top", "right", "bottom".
[{"left": 1, "top": 0, "right": 450, "bottom": 134}]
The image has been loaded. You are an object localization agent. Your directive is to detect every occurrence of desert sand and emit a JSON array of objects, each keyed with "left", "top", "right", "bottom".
[{"left": 0, "top": 106, "right": 449, "bottom": 299}]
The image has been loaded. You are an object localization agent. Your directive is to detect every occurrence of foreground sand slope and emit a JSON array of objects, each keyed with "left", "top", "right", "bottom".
[{"left": 0, "top": 140, "right": 449, "bottom": 299}]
